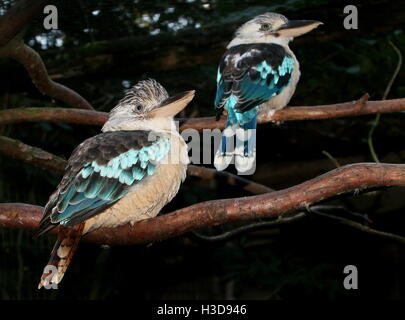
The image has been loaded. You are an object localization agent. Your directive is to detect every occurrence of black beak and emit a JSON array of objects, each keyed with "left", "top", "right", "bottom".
[{"left": 278, "top": 20, "right": 323, "bottom": 31}]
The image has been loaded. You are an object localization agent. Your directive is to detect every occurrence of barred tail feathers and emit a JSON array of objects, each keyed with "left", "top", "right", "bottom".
[{"left": 38, "top": 223, "right": 84, "bottom": 289}]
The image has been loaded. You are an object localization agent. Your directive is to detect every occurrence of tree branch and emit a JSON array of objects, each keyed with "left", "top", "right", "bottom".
[
  {"left": 0, "top": 0, "right": 49, "bottom": 46},
  {"left": 0, "top": 107, "right": 106, "bottom": 126},
  {"left": 0, "top": 135, "right": 66, "bottom": 173},
  {"left": 191, "top": 212, "right": 306, "bottom": 243},
  {"left": 1, "top": 163, "right": 405, "bottom": 245},
  {"left": 1, "top": 95, "right": 405, "bottom": 130},
  {"left": 6, "top": 41, "right": 94, "bottom": 110},
  {"left": 0, "top": 0, "right": 93, "bottom": 110},
  {"left": 310, "top": 208, "right": 405, "bottom": 245}
]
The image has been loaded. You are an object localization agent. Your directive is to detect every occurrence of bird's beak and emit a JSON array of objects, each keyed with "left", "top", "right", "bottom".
[
  {"left": 275, "top": 20, "right": 323, "bottom": 38},
  {"left": 150, "top": 90, "right": 195, "bottom": 118}
]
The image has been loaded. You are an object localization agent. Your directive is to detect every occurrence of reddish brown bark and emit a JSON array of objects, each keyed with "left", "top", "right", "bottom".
[
  {"left": 1, "top": 163, "right": 404, "bottom": 245},
  {"left": 0, "top": 135, "right": 66, "bottom": 174},
  {"left": 0, "top": 0, "right": 49, "bottom": 46},
  {"left": 0, "top": 107, "right": 107, "bottom": 126},
  {"left": 1, "top": 95, "right": 404, "bottom": 130},
  {"left": 180, "top": 94, "right": 405, "bottom": 130},
  {"left": 8, "top": 43, "right": 94, "bottom": 110},
  {"left": 0, "top": 0, "right": 93, "bottom": 110}
]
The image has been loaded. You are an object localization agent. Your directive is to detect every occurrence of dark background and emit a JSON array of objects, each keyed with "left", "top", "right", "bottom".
[{"left": 0, "top": 0, "right": 405, "bottom": 299}]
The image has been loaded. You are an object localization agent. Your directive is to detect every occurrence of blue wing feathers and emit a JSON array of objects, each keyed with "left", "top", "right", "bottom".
[
  {"left": 76, "top": 175, "right": 91, "bottom": 192},
  {"left": 69, "top": 192, "right": 86, "bottom": 205},
  {"left": 51, "top": 137, "right": 170, "bottom": 225},
  {"left": 215, "top": 44, "right": 293, "bottom": 171},
  {"left": 81, "top": 166, "right": 92, "bottom": 179},
  {"left": 59, "top": 198, "right": 110, "bottom": 223},
  {"left": 84, "top": 178, "right": 104, "bottom": 198},
  {"left": 215, "top": 43, "right": 294, "bottom": 123},
  {"left": 132, "top": 166, "right": 146, "bottom": 180},
  {"left": 147, "top": 163, "right": 156, "bottom": 176},
  {"left": 98, "top": 180, "right": 119, "bottom": 200}
]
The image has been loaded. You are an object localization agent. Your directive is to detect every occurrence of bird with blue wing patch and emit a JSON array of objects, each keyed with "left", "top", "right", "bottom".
[
  {"left": 37, "top": 79, "right": 195, "bottom": 288},
  {"left": 214, "top": 12, "right": 322, "bottom": 174}
]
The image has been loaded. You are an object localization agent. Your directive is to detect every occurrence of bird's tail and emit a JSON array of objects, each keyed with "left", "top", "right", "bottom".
[
  {"left": 38, "top": 223, "right": 84, "bottom": 289},
  {"left": 214, "top": 114, "right": 256, "bottom": 174},
  {"left": 214, "top": 117, "right": 235, "bottom": 171},
  {"left": 235, "top": 115, "right": 257, "bottom": 173}
]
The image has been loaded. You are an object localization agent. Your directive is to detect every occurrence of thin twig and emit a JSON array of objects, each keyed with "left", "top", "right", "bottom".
[
  {"left": 192, "top": 212, "right": 306, "bottom": 242},
  {"left": 311, "top": 208, "right": 405, "bottom": 245},
  {"left": 383, "top": 41, "right": 403, "bottom": 101},
  {"left": 368, "top": 113, "right": 381, "bottom": 163},
  {"left": 309, "top": 204, "right": 373, "bottom": 223},
  {"left": 368, "top": 40, "right": 403, "bottom": 163},
  {"left": 322, "top": 151, "right": 341, "bottom": 168}
]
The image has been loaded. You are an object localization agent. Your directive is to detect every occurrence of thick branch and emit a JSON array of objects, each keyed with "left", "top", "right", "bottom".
[
  {"left": 1, "top": 163, "right": 404, "bottom": 245},
  {"left": 0, "top": 135, "right": 66, "bottom": 173},
  {"left": 0, "top": 107, "right": 107, "bottom": 126},
  {"left": 1, "top": 96, "right": 404, "bottom": 130},
  {"left": 6, "top": 42, "right": 93, "bottom": 110},
  {"left": 181, "top": 94, "right": 405, "bottom": 130},
  {"left": 0, "top": 2, "right": 92, "bottom": 111},
  {"left": 0, "top": 135, "right": 271, "bottom": 195}
]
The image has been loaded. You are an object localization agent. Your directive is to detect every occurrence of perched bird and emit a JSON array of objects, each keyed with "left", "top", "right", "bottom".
[
  {"left": 37, "top": 79, "right": 194, "bottom": 288},
  {"left": 214, "top": 12, "right": 322, "bottom": 173}
]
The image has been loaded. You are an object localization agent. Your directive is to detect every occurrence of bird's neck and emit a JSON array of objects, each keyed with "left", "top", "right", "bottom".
[
  {"left": 227, "top": 35, "right": 293, "bottom": 50},
  {"left": 102, "top": 116, "right": 178, "bottom": 135}
]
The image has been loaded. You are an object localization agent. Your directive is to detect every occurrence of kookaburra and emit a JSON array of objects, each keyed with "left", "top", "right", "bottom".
[
  {"left": 37, "top": 79, "right": 194, "bottom": 288},
  {"left": 214, "top": 12, "right": 322, "bottom": 174}
]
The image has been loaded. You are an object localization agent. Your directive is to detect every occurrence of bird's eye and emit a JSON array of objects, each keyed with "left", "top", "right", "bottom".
[
  {"left": 260, "top": 23, "right": 271, "bottom": 31},
  {"left": 135, "top": 105, "right": 143, "bottom": 112}
]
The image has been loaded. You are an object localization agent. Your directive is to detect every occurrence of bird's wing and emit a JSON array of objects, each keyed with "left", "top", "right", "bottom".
[
  {"left": 37, "top": 130, "right": 171, "bottom": 235},
  {"left": 215, "top": 43, "right": 295, "bottom": 115}
]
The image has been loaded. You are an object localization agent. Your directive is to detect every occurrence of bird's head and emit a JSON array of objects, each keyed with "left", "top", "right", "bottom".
[
  {"left": 232, "top": 12, "right": 322, "bottom": 46},
  {"left": 102, "top": 79, "right": 195, "bottom": 132}
]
